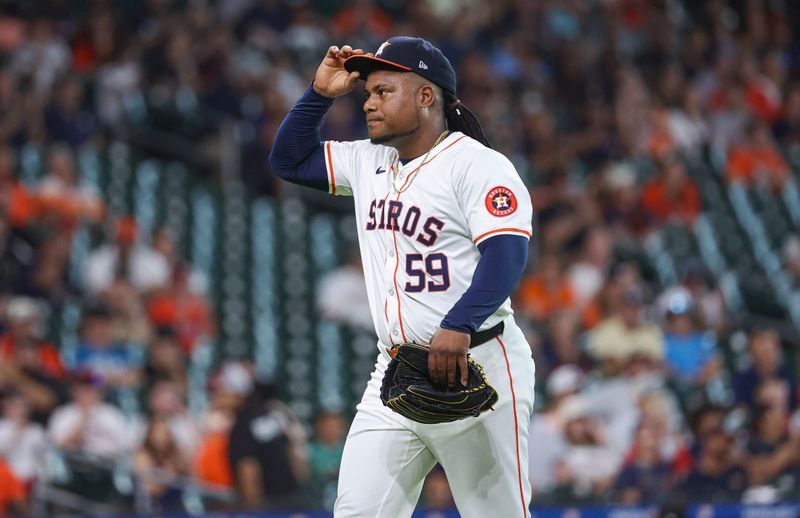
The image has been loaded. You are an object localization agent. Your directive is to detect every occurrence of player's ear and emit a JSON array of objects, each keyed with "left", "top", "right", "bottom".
[{"left": 418, "top": 84, "right": 435, "bottom": 109}]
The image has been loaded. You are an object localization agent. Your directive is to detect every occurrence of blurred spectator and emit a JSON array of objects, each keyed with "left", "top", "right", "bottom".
[
  {"left": 0, "top": 210, "right": 35, "bottom": 296},
  {"left": 44, "top": 74, "right": 97, "bottom": 148},
  {"left": 0, "top": 390, "right": 47, "bottom": 486},
  {"left": 660, "top": 262, "right": 727, "bottom": 333},
  {"left": 29, "top": 226, "right": 77, "bottom": 303},
  {"left": 744, "top": 405, "right": 800, "bottom": 489},
  {"left": 529, "top": 365, "right": 583, "bottom": 495},
  {"left": 600, "top": 162, "right": 649, "bottom": 238},
  {"left": 48, "top": 371, "right": 130, "bottom": 458},
  {"left": 0, "top": 146, "right": 34, "bottom": 229},
  {"left": 733, "top": 329, "right": 797, "bottom": 410},
  {"left": 36, "top": 144, "right": 104, "bottom": 228},
  {"left": 84, "top": 216, "right": 170, "bottom": 296},
  {"left": 93, "top": 29, "right": 141, "bottom": 129},
  {"left": 740, "top": 52, "right": 782, "bottom": 124},
  {"left": 194, "top": 362, "right": 250, "bottom": 492},
  {"left": 0, "top": 304, "right": 69, "bottom": 425},
  {"left": 640, "top": 157, "right": 701, "bottom": 227},
  {"left": 660, "top": 291, "right": 722, "bottom": 405},
  {"left": 679, "top": 428, "right": 747, "bottom": 503},
  {"left": 637, "top": 391, "right": 690, "bottom": 473},
  {"left": 420, "top": 465, "right": 455, "bottom": 511},
  {"left": 614, "top": 423, "right": 674, "bottom": 505},
  {"left": 709, "top": 82, "right": 751, "bottom": 159},
  {"left": 10, "top": 18, "right": 70, "bottom": 95},
  {"left": 587, "top": 286, "right": 665, "bottom": 367},
  {"left": 0, "top": 457, "right": 26, "bottom": 517},
  {"left": 144, "top": 329, "right": 188, "bottom": 396},
  {"left": 533, "top": 167, "right": 594, "bottom": 255},
  {"left": 555, "top": 414, "right": 621, "bottom": 502},
  {"left": 316, "top": 248, "right": 372, "bottom": 332},
  {"left": 146, "top": 263, "right": 215, "bottom": 353},
  {"left": 537, "top": 311, "right": 592, "bottom": 376},
  {"left": 133, "top": 416, "right": 189, "bottom": 513},
  {"left": 308, "top": 411, "right": 347, "bottom": 510},
  {"left": 195, "top": 406, "right": 234, "bottom": 489},
  {"left": 567, "top": 227, "right": 613, "bottom": 308},
  {"left": 726, "top": 122, "right": 790, "bottom": 192},
  {"left": 228, "top": 378, "right": 309, "bottom": 511},
  {"left": 0, "top": 297, "right": 65, "bottom": 379},
  {"left": 142, "top": 381, "right": 199, "bottom": 462},
  {"left": 518, "top": 254, "right": 576, "bottom": 323},
  {"left": 667, "top": 85, "right": 709, "bottom": 156},
  {"left": 72, "top": 304, "right": 142, "bottom": 390},
  {"left": 99, "top": 276, "right": 151, "bottom": 345},
  {"left": 753, "top": 378, "right": 793, "bottom": 413}
]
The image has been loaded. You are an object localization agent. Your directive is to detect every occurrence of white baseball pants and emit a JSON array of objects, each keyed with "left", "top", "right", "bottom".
[{"left": 334, "top": 316, "right": 535, "bottom": 518}]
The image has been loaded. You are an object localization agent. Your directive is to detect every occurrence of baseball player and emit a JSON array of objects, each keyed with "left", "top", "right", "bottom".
[{"left": 270, "top": 37, "right": 535, "bottom": 517}]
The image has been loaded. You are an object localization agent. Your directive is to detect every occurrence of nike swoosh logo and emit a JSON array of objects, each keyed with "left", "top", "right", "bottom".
[{"left": 375, "top": 167, "right": 386, "bottom": 175}]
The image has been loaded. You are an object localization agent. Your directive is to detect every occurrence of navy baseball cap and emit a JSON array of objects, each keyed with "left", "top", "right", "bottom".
[{"left": 344, "top": 36, "right": 457, "bottom": 94}]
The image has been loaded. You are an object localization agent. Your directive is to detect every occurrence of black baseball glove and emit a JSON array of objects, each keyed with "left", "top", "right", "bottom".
[{"left": 380, "top": 343, "right": 498, "bottom": 424}]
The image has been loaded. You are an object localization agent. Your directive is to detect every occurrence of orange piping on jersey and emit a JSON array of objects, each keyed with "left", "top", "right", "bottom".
[
  {"left": 421, "top": 135, "right": 467, "bottom": 167},
  {"left": 385, "top": 135, "right": 468, "bottom": 342},
  {"left": 393, "top": 135, "right": 468, "bottom": 193},
  {"left": 391, "top": 192, "right": 408, "bottom": 342},
  {"left": 497, "top": 336, "right": 528, "bottom": 517},
  {"left": 326, "top": 141, "right": 336, "bottom": 195},
  {"left": 473, "top": 228, "right": 532, "bottom": 244}
]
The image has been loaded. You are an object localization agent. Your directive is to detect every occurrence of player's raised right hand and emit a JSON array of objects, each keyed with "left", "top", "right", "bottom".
[{"left": 313, "top": 45, "right": 369, "bottom": 98}]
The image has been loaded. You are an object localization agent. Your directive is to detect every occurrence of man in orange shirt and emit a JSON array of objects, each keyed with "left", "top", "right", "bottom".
[
  {"left": 518, "top": 254, "right": 575, "bottom": 322},
  {"left": 726, "top": 122, "right": 790, "bottom": 191},
  {"left": 641, "top": 156, "right": 701, "bottom": 226},
  {"left": 0, "top": 457, "right": 26, "bottom": 517}
]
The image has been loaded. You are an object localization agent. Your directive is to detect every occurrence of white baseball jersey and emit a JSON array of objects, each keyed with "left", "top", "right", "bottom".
[{"left": 322, "top": 131, "right": 533, "bottom": 348}]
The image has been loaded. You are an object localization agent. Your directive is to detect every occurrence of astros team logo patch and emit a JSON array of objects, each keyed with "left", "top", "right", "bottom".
[{"left": 485, "top": 186, "right": 517, "bottom": 217}]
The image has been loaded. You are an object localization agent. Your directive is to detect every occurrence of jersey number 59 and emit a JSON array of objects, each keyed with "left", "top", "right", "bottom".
[{"left": 404, "top": 253, "right": 450, "bottom": 293}]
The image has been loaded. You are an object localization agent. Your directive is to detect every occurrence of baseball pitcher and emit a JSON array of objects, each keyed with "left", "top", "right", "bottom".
[{"left": 270, "top": 36, "right": 535, "bottom": 518}]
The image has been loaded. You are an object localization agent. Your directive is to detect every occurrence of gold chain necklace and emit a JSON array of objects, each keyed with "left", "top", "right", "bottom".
[{"left": 391, "top": 130, "right": 449, "bottom": 193}]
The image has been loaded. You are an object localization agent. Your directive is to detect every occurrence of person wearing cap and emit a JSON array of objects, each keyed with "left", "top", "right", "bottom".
[
  {"left": 270, "top": 37, "right": 535, "bottom": 517},
  {"left": 586, "top": 285, "right": 665, "bottom": 369},
  {"left": 660, "top": 290, "right": 721, "bottom": 398},
  {"left": 0, "top": 297, "right": 65, "bottom": 379}
]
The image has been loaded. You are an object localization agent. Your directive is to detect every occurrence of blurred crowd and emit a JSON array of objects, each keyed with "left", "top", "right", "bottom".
[{"left": 0, "top": 0, "right": 799, "bottom": 515}]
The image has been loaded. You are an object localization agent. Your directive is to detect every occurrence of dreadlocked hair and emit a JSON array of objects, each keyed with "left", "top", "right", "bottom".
[{"left": 443, "top": 90, "right": 492, "bottom": 149}]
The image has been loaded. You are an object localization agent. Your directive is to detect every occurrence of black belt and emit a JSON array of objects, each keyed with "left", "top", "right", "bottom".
[{"left": 470, "top": 322, "right": 504, "bottom": 348}]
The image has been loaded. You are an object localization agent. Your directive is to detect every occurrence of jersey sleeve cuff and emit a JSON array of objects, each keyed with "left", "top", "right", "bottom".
[
  {"left": 472, "top": 228, "right": 532, "bottom": 246},
  {"left": 307, "top": 82, "right": 335, "bottom": 105},
  {"left": 440, "top": 320, "right": 476, "bottom": 334}
]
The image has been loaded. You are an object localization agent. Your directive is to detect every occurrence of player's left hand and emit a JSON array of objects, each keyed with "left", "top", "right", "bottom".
[{"left": 429, "top": 327, "right": 470, "bottom": 388}]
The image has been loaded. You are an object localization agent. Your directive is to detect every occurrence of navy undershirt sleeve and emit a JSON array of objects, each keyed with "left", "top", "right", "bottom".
[
  {"left": 440, "top": 234, "right": 529, "bottom": 334},
  {"left": 268, "top": 83, "right": 333, "bottom": 192}
]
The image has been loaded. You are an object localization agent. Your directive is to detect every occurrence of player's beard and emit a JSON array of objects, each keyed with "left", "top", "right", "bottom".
[{"left": 369, "top": 123, "right": 420, "bottom": 145}]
